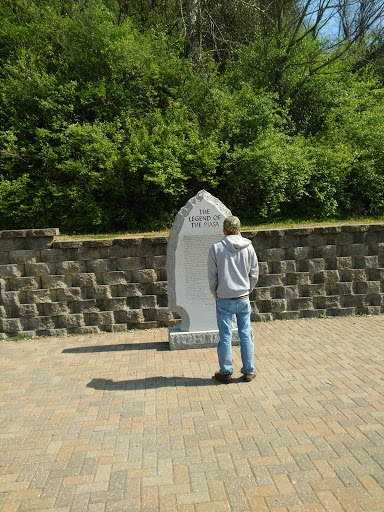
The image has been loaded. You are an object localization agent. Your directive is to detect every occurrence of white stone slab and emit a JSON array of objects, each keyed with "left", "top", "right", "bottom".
[
  {"left": 167, "top": 190, "right": 233, "bottom": 349},
  {"left": 169, "top": 327, "right": 240, "bottom": 350}
]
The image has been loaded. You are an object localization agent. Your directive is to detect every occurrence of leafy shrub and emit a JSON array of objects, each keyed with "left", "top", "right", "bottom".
[
  {"left": 322, "top": 77, "right": 384, "bottom": 216},
  {"left": 118, "top": 102, "right": 228, "bottom": 229},
  {"left": 220, "top": 131, "right": 312, "bottom": 221},
  {"left": 1, "top": 0, "right": 384, "bottom": 232}
]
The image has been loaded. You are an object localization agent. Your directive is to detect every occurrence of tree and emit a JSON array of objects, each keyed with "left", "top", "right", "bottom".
[
  {"left": 256, "top": 0, "right": 384, "bottom": 103},
  {"left": 337, "top": 0, "right": 384, "bottom": 42},
  {"left": 182, "top": 0, "right": 260, "bottom": 62}
]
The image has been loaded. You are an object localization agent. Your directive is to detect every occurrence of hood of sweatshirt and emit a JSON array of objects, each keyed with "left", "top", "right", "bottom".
[{"left": 221, "top": 234, "right": 252, "bottom": 253}]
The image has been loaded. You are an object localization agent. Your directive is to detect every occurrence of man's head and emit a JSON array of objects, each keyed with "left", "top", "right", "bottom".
[{"left": 223, "top": 216, "right": 241, "bottom": 235}]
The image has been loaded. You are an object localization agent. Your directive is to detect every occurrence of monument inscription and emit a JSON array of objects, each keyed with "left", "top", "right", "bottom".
[
  {"left": 183, "top": 235, "right": 220, "bottom": 303},
  {"left": 167, "top": 190, "right": 239, "bottom": 349}
]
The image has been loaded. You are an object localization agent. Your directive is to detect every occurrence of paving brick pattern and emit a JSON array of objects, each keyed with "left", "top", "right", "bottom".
[{"left": 1, "top": 316, "right": 384, "bottom": 511}]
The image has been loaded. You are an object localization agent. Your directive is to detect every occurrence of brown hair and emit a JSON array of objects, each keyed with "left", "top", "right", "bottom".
[{"left": 223, "top": 216, "right": 241, "bottom": 235}]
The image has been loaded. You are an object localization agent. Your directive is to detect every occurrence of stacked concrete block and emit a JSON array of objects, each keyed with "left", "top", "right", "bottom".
[
  {"left": 0, "top": 229, "right": 178, "bottom": 339},
  {"left": 247, "top": 224, "right": 384, "bottom": 321},
  {"left": 1, "top": 224, "right": 384, "bottom": 339}
]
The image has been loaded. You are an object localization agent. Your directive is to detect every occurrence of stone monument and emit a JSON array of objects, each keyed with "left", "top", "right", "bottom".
[{"left": 167, "top": 190, "right": 240, "bottom": 350}]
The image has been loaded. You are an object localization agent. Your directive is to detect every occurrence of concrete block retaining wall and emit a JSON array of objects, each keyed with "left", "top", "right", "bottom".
[
  {"left": 0, "top": 229, "right": 176, "bottom": 339},
  {"left": 249, "top": 224, "right": 384, "bottom": 322},
  {"left": 1, "top": 224, "right": 384, "bottom": 339}
]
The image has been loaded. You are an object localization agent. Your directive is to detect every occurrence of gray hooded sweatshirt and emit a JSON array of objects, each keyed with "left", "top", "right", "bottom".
[{"left": 207, "top": 235, "right": 259, "bottom": 299}]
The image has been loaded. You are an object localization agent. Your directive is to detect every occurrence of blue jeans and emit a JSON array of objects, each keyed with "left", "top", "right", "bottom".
[{"left": 216, "top": 297, "right": 254, "bottom": 375}]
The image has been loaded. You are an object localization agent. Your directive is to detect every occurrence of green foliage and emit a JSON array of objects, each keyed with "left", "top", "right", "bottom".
[
  {"left": 293, "top": 142, "right": 353, "bottom": 219},
  {"left": 30, "top": 121, "right": 125, "bottom": 232},
  {"left": 118, "top": 102, "right": 228, "bottom": 228},
  {"left": 221, "top": 131, "right": 312, "bottom": 222},
  {"left": 323, "top": 77, "right": 384, "bottom": 215},
  {"left": 0, "top": 0, "right": 384, "bottom": 232},
  {"left": 0, "top": 174, "right": 31, "bottom": 228}
]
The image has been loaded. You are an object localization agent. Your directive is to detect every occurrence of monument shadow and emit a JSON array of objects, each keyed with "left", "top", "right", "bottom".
[{"left": 62, "top": 341, "right": 170, "bottom": 354}]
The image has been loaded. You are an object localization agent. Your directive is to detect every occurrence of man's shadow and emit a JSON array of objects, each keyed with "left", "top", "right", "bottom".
[{"left": 86, "top": 376, "right": 243, "bottom": 390}]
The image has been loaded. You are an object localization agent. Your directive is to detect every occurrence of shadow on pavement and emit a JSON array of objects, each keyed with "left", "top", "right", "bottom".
[
  {"left": 86, "top": 376, "right": 243, "bottom": 390},
  {"left": 62, "top": 342, "right": 170, "bottom": 353}
]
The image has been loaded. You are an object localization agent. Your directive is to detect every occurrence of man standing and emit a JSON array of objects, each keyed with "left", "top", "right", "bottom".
[{"left": 208, "top": 216, "right": 259, "bottom": 383}]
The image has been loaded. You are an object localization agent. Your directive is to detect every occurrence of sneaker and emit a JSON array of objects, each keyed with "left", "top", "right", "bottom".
[
  {"left": 213, "top": 371, "right": 232, "bottom": 384},
  {"left": 243, "top": 372, "right": 255, "bottom": 382}
]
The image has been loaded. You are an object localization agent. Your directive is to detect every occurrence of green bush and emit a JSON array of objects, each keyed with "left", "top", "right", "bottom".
[
  {"left": 322, "top": 76, "right": 384, "bottom": 216},
  {"left": 220, "top": 131, "right": 312, "bottom": 221},
  {"left": 118, "top": 102, "right": 228, "bottom": 229},
  {"left": 1, "top": 0, "right": 384, "bottom": 232}
]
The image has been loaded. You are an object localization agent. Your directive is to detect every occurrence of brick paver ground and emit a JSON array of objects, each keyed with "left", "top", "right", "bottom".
[{"left": 1, "top": 315, "right": 384, "bottom": 512}]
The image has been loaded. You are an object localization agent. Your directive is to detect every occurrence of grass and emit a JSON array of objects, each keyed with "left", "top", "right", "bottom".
[
  {"left": 7, "top": 333, "right": 26, "bottom": 341},
  {"left": 55, "top": 216, "right": 384, "bottom": 240},
  {"left": 242, "top": 217, "right": 384, "bottom": 231},
  {"left": 56, "top": 230, "right": 170, "bottom": 241}
]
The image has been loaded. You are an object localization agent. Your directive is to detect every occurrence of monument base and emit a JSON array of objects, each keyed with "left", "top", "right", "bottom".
[{"left": 169, "top": 327, "right": 240, "bottom": 350}]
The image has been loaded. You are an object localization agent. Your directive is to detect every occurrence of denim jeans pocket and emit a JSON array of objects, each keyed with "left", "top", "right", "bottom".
[
  {"left": 216, "top": 299, "right": 233, "bottom": 316},
  {"left": 239, "top": 300, "right": 251, "bottom": 314}
]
